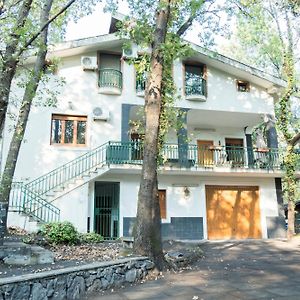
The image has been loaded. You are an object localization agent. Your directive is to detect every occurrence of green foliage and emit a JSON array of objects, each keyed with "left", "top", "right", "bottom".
[
  {"left": 79, "top": 232, "right": 104, "bottom": 244},
  {"left": 41, "top": 221, "right": 79, "bottom": 245}
]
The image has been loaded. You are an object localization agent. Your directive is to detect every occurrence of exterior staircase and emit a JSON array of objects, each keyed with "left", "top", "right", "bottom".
[{"left": 8, "top": 141, "right": 115, "bottom": 224}]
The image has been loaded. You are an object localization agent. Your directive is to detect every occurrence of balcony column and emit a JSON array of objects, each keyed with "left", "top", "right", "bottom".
[
  {"left": 177, "top": 108, "right": 190, "bottom": 167},
  {"left": 265, "top": 114, "right": 279, "bottom": 148}
]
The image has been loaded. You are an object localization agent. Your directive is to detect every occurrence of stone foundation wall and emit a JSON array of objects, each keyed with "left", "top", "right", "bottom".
[{"left": 0, "top": 257, "right": 154, "bottom": 300}]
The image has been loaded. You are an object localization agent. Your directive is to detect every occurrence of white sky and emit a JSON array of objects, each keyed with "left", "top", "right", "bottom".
[
  {"left": 65, "top": 2, "right": 228, "bottom": 50},
  {"left": 65, "top": 3, "right": 129, "bottom": 41}
]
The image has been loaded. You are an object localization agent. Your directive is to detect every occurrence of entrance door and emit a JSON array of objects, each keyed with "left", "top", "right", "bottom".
[
  {"left": 225, "top": 138, "right": 244, "bottom": 166},
  {"left": 206, "top": 185, "right": 262, "bottom": 239},
  {"left": 197, "top": 140, "right": 214, "bottom": 166},
  {"left": 94, "top": 182, "right": 119, "bottom": 239}
]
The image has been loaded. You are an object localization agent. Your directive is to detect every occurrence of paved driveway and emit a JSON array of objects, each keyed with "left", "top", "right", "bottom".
[{"left": 89, "top": 239, "right": 300, "bottom": 300}]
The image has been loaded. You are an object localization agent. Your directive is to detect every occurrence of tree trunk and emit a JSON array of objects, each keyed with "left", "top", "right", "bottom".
[
  {"left": 285, "top": 145, "right": 297, "bottom": 239},
  {"left": 0, "top": 0, "right": 33, "bottom": 136},
  {"left": 134, "top": 0, "right": 171, "bottom": 270},
  {"left": 0, "top": 0, "right": 53, "bottom": 246}
]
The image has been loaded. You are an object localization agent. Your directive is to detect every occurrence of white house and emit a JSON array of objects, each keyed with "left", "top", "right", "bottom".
[{"left": 4, "top": 15, "right": 293, "bottom": 240}]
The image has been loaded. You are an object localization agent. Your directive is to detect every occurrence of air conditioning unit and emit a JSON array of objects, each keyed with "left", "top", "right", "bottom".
[
  {"left": 81, "top": 56, "right": 97, "bottom": 70},
  {"left": 122, "top": 44, "right": 138, "bottom": 59},
  {"left": 92, "top": 107, "right": 110, "bottom": 121}
]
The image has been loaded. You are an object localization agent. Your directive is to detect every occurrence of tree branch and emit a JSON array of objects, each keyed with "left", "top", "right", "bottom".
[
  {"left": 176, "top": 14, "right": 197, "bottom": 37},
  {"left": 17, "top": 0, "right": 76, "bottom": 57},
  {"left": 290, "top": 131, "right": 300, "bottom": 146}
]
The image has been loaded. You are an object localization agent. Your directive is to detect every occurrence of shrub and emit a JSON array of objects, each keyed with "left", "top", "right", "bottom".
[
  {"left": 41, "top": 221, "right": 79, "bottom": 245},
  {"left": 79, "top": 232, "right": 104, "bottom": 244}
]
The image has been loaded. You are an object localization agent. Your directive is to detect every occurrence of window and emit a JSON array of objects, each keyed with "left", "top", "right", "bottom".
[
  {"left": 51, "top": 114, "right": 87, "bottom": 146},
  {"left": 158, "top": 190, "right": 167, "bottom": 219},
  {"left": 237, "top": 80, "right": 250, "bottom": 92},
  {"left": 185, "top": 63, "right": 206, "bottom": 96}
]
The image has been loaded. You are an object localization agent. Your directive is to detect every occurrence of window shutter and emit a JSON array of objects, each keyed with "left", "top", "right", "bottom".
[{"left": 158, "top": 190, "right": 166, "bottom": 219}]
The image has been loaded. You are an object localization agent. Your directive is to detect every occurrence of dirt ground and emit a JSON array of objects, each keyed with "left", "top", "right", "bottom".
[{"left": 0, "top": 233, "right": 203, "bottom": 279}]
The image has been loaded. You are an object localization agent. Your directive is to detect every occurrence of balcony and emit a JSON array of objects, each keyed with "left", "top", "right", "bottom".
[
  {"left": 105, "top": 141, "right": 293, "bottom": 172},
  {"left": 185, "top": 78, "right": 207, "bottom": 101},
  {"left": 98, "top": 69, "right": 123, "bottom": 95}
]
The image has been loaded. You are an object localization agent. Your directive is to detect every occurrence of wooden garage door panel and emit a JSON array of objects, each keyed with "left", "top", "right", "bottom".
[{"left": 206, "top": 186, "right": 262, "bottom": 240}]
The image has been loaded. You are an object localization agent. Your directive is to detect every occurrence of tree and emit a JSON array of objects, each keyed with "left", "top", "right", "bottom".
[
  {"left": 0, "top": 0, "right": 102, "bottom": 245},
  {"left": 0, "top": 0, "right": 79, "bottom": 136},
  {"left": 226, "top": 0, "right": 300, "bottom": 238},
  {"left": 107, "top": 0, "right": 229, "bottom": 269}
]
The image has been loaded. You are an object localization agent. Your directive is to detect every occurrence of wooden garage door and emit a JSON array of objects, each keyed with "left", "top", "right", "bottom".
[{"left": 206, "top": 186, "right": 262, "bottom": 239}]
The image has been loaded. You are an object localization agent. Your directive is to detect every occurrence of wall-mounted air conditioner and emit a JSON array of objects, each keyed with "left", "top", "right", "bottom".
[
  {"left": 92, "top": 107, "right": 110, "bottom": 121},
  {"left": 81, "top": 56, "right": 98, "bottom": 70},
  {"left": 122, "top": 44, "right": 138, "bottom": 59}
]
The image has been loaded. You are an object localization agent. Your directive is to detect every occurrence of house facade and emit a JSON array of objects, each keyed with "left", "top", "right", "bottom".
[{"left": 4, "top": 17, "right": 293, "bottom": 240}]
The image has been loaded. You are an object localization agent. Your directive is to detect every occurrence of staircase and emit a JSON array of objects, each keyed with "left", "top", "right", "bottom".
[{"left": 9, "top": 141, "right": 114, "bottom": 224}]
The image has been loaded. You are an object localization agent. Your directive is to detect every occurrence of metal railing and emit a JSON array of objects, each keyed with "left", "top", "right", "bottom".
[
  {"left": 99, "top": 69, "right": 123, "bottom": 90},
  {"left": 10, "top": 142, "right": 110, "bottom": 223},
  {"left": 185, "top": 78, "right": 207, "bottom": 97},
  {"left": 9, "top": 182, "right": 60, "bottom": 223},
  {"left": 22, "top": 185, "right": 60, "bottom": 223},
  {"left": 26, "top": 142, "right": 109, "bottom": 195},
  {"left": 9, "top": 141, "right": 295, "bottom": 223},
  {"left": 9, "top": 182, "right": 24, "bottom": 212},
  {"left": 106, "top": 142, "right": 283, "bottom": 170}
]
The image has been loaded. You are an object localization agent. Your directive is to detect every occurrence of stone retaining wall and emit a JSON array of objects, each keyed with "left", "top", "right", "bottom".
[{"left": 0, "top": 257, "right": 154, "bottom": 299}]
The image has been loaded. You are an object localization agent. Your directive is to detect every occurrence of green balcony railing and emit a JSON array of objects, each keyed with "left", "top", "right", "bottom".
[
  {"left": 99, "top": 69, "right": 122, "bottom": 90},
  {"left": 106, "top": 142, "right": 283, "bottom": 170},
  {"left": 8, "top": 140, "right": 297, "bottom": 224},
  {"left": 185, "top": 78, "right": 207, "bottom": 97}
]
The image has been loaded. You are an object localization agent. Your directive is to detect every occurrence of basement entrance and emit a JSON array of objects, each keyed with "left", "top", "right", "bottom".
[{"left": 94, "top": 182, "right": 119, "bottom": 239}]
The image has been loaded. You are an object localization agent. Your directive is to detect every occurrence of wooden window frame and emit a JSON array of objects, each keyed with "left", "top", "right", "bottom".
[
  {"left": 158, "top": 189, "right": 167, "bottom": 219},
  {"left": 51, "top": 114, "right": 87, "bottom": 147},
  {"left": 236, "top": 80, "right": 250, "bottom": 92}
]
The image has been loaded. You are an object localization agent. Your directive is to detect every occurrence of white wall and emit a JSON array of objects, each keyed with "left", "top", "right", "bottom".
[
  {"left": 173, "top": 60, "right": 274, "bottom": 114},
  {"left": 92, "top": 173, "right": 279, "bottom": 239},
  {"left": 2, "top": 49, "right": 275, "bottom": 182}
]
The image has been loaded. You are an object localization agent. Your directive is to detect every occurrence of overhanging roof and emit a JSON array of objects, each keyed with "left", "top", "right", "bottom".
[{"left": 48, "top": 33, "right": 286, "bottom": 90}]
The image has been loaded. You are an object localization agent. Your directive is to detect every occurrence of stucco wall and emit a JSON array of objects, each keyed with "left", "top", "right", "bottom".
[
  {"left": 2, "top": 50, "right": 275, "bottom": 182},
  {"left": 90, "top": 173, "right": 279, "bottom": 240}
]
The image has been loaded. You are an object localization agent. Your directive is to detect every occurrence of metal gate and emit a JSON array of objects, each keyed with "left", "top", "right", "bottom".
[{"left": 94, "top": 182, "right": 119, "bottom": 239}]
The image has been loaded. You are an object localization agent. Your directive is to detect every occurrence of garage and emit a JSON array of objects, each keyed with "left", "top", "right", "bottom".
[{"left": 206, "top": 185, "right": 262, "bottom": 239}]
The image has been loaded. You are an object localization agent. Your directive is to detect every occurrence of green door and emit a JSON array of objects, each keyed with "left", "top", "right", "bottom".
[{"left": 94, "top": 182, "right": 119, "bottom": 239}]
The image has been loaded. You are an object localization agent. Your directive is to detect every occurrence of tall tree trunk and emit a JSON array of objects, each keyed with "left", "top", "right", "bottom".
[
  {"left": 285, "top": 144, "right": 297, "bottom": 239},
  {"left": 0, "top": 0, "right": 53, "bottom": 246},
  {"left": 0, "top": 0, "right": 34, "bottom": 136},
  {"left": 134, "top": 0, "right": 171, "bottom": 270}
]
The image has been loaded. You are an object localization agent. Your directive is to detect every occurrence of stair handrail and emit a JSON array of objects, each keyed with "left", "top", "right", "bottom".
[
  {"left": 21, "top": 184, "right": 60, "bottom": 222},
  {"left": 25, "top": 142, "right": 110, "bottom": 196}
]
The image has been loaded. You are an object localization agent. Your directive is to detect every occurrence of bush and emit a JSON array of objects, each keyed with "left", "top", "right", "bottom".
[
  {"left": 79, "top": 232, "right": 104, "bottom": 244},
  {"left": 41, "top": 221, "right": 79, "bottom": 245}
]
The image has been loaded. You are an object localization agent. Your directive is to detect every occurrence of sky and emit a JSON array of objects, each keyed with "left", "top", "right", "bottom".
[
  {"left": 65, "top": 3, "right": 128, "bottom": 41},
  {"left": 64, "top": 2, "right": 229, "bottom": 51}
]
